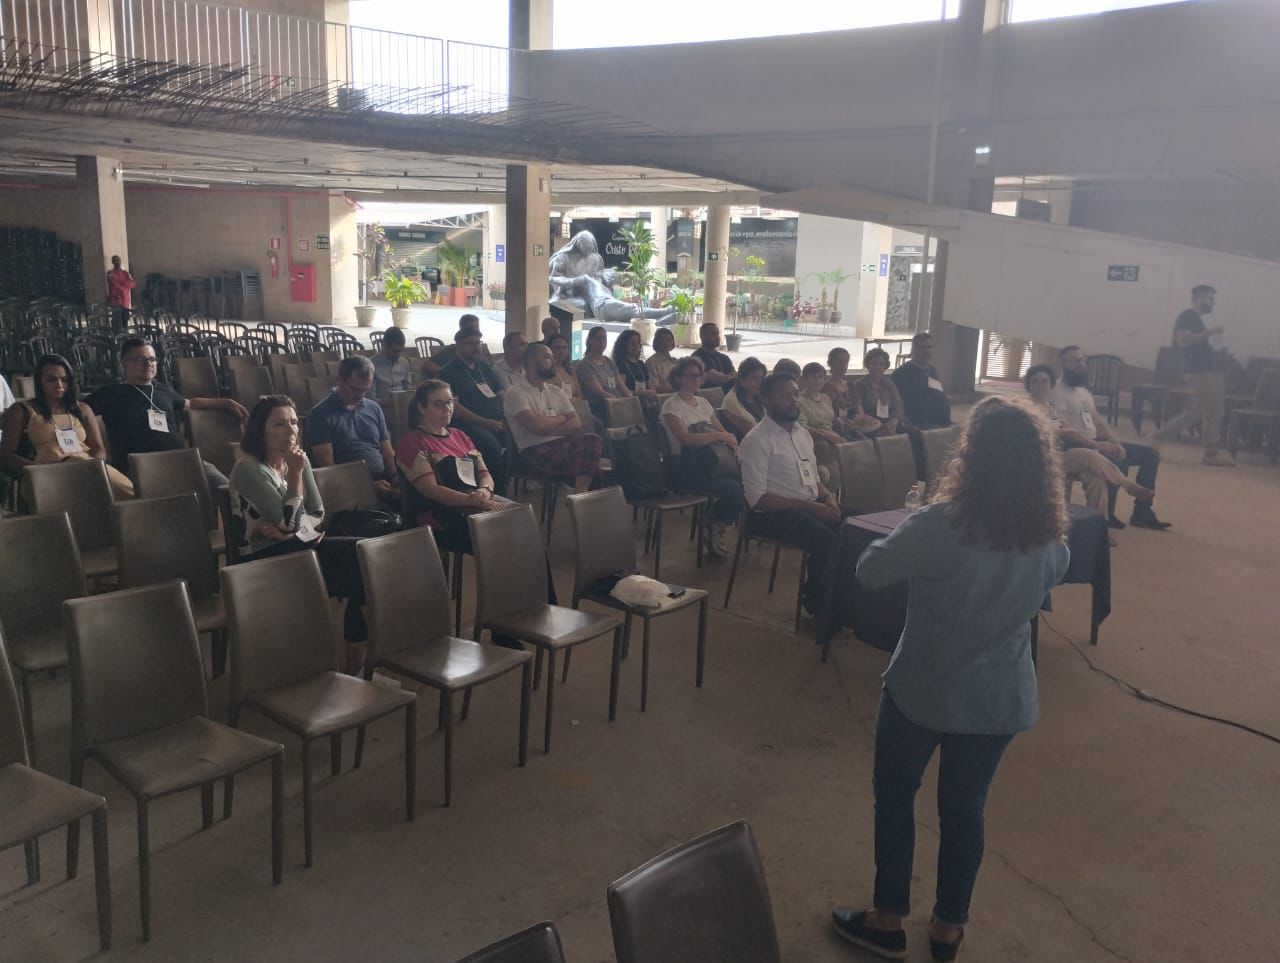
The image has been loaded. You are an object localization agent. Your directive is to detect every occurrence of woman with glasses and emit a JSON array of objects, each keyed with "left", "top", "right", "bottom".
[
  {"left": 660, "top": 357, "right": 743, "bottom": 556},
  {"left": 545, "top": 333, "right": 581, "bottom": 398},
  {"left": 395, "top": 379, "right": 512, "bottom": 552},
  {"left": 0, "top": 353, "right": 134, "bottom": 498}
]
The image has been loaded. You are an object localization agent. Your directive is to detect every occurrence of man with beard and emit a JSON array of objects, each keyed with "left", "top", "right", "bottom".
[
  {"left": 738, "top": 372, "right": 841, "bottom": 615},
  {"left": 503, "top": 343, "right": 603, "bottom": 494},
  {"left": 1054, "top": 345, "right": 1170, "bottom": 531}
]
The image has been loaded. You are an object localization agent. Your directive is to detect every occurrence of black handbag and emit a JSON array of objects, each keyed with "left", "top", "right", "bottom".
[
  {"left": 324, "top": 508, "right": 402, "bottom": 538},
  {"left": 684, "top": 421, "right": 739, "bottom": 479}
]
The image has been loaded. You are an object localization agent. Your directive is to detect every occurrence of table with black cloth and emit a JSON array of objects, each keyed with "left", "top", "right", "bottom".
[{"left": 816, "top": 504, "right": 1111, "bottom": 662}]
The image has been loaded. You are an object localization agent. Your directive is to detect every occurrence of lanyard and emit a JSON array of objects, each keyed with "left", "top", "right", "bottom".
[{"left": 133, "top": 384, "right": 160, "bottom": 411}]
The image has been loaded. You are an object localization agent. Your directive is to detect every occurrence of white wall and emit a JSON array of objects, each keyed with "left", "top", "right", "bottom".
[
  {"left": 793, "top": 213, "right": 866, "bottom": 310},
  {"left": 941, "top": 212, "right": 1280, "bottom": 365}
]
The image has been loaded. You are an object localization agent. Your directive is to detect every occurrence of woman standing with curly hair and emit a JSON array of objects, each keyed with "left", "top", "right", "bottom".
[{"left": 832, "top": 396, "right": 1071, "bottom": 962}]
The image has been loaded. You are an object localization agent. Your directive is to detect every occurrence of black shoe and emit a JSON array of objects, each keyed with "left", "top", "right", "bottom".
[
  {"left": 1129, "top": 506, "right": 1171, "bottom": 530},
  {"left": 1107, "top": 516, "right": 1126, "bottom": 530},
  {"left": 830, "top": 908, "right": 907, "bottom": 960},
  {"left": 930, "top": 928, "right": 965, "bottom": 961}
]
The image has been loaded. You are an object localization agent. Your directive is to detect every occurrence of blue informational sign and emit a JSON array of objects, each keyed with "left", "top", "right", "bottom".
[
  {"left": 571, "top": 327, "right": 585, "bottom": 361},
  {"left": 878, "top": 253, "right": 889, "bottom": 277},
  {"left": 495, "top": 244, "right": 505, "bottom": 263}
]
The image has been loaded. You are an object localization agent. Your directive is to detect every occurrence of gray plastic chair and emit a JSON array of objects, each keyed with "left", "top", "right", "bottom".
[
  {"left": 456, "top": 921, "right": 566, "bottom": 963},
  {"left": 23, "top": 459, "right": 118, "bottom": 582}
]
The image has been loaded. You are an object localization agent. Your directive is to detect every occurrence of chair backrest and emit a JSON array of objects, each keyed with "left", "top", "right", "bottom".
[
  {"left": 390, "top": 389, "right": 415, "bottom": 444},
  {"left": 697, "top": 386, "right": 725, "bottom": 408},
  {"left": 1253, "top": 367, "right": 1280, "bottom": 411},
  {"left": 605, "top": 396, "right": 645, "bottom": 429},
  {"left": 0, "top": 626, "right": 31, "bottom": 767},
  {"left": 230, "top": 363, "right": 275, "bottom": 409},
  {"left": 571, "top": 398, "right": 593, "bottom": 430},
  {"left": 188, "top": 407, "right": 244, "bottom": 476},
  {"left": 267, "top": 351, "right": 299, "bottom": 389},
  {"left": 469, "top": 504, "right": 550, "bottom": 625},
  {"left": 221, "top": 550, "right": 338, "bottom": 706},
  {"left": 357, "top": 528, "right": 453, "bottom": 664},
  {"left": 0, "top": 512, "right": 88, "bottom": 641},
  {"left": 308, "top": 376, "right": 334, "bottom": 409},
  {"left": 456, "top": 922, "right": 566, "bottom": 963},
  {"left": 873, "top": 433, "right": 918, "bottom": 510},
  {"left": 415, "top": 336, "right": 445, "bottom": 358},
  {"left": 24, "top": 459, "right": 116, "bottom": 553},
  {"left": 216, "top": 485, "right": 246, "bottom": 565},
  {"left": 313, "top": 461, "right": 379, "bottom": 514},
  {"left": 1242, "top": 356, "right": 1280, "bottom": 394},
  {"left": 920, "top": 425, "right": 961, "bottom": 487},
  {"left": 1152, "top": 345, "right": 1185, "bottom": 385},
  {"left": 566, "top": 486, "right": 636, "bottom": 603},
  {"left": 607, "top": 820, "right": 781, "bottom": 963},
  {"left": 114, "top": 493, "right": 219, "bottom": 599},
  {"left": 65, "top": 581, "right": 208, "bottom": 750},
  {"left": 176, "top": 355, "right": 220, "bottom": 400},
  {"left": 836, "top": 439, "right": 882, "bottom": 515},
  {"left": 1085, "top": 353, "right": 1123, "bottom": 395},
  {"left": 129, "top": 447, "right": 217, "bottom": 532},
  {"left": 283, "top": 363, "right": 316, "bottom": 411}
]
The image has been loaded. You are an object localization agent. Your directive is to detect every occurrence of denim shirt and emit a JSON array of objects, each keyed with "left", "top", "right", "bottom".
[{"left": 856, "top": 502, "right": 1070, "bottom": 735}]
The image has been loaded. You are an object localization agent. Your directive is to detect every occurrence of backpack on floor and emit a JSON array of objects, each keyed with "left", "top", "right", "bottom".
[{"left": 612, "top": 425, "right": 667, "bottom": 500}]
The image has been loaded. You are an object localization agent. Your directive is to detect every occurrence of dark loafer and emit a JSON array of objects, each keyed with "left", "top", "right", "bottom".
[
  {"left": 930, "top": 928, "right": 964, "bottom": 961},
  {"left": 830, "top": 907, "right": 907, "bottom": 960},
  {"left": 1129, "top": 507, "right": 1172, "bottom": 530}
]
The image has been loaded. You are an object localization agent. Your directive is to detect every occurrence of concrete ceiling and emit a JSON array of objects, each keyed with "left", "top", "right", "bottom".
[{"left": 0, "top": 110, "right": 758, "bottom": 204}]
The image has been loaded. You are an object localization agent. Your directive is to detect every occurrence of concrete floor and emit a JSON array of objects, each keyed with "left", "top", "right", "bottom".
[{"left": 3, "top": 430, "right": 1279, "bottom": 962}]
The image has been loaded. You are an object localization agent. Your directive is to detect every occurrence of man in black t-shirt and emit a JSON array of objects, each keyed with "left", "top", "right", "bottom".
[
  {"left": 439, "top": 327, "right": 508, "bottom": 494},
  {"left": 692, "top": 322, "right": 736, "bottom": 388},
  {"left": 87, "top": 338, "right": 248, "bottom": 493},
  {"left": 1154, "top": 285, "right": 1233, "bottom": 466},
  {"left": 891, "top": 332, "right": 951, "bottom": 429}
]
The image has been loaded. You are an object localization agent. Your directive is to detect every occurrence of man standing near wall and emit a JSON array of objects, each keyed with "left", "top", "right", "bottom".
[
  {"left": 1154, "top": 285, "right": 1234, "bottom": 466},
  {"left": 106, "top": 255, "right": 136, "bottom": 328}
]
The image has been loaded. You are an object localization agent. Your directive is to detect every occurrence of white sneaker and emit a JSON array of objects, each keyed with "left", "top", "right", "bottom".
[{"left": 711, "top": 522, "right": 733, "bottom": 557}]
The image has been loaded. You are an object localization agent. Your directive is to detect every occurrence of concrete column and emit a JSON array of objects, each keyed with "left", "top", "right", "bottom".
[
  {"left": 649, "top": 206, "right": 669, "bottom": 275},
  {"left": 510, "top": 0, "right": 553, "bottom": 51},
  {"left": 505, "top": 164, "right": 551, "bottom": 341},
  {"left": 74, "top": 156, "right": 128, "bottom": 306},
  {"left": 702, "top": 205, "right": 730, "bottom": 330},
  {"left": 483, "top": 204, "right": 508, "bottom": 310}
]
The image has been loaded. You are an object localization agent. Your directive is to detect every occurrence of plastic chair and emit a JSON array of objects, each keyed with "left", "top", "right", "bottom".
[
  {"left": 188, "top": 407, "right": 244, "bottom": 477},
  {"left": 873, "top": 433, "right": 918, "bottom": 510},
  {"left": 114, "top": 493, "right": 228, "bottom": 676},
  {"left": 697, "top": 386, "right": 725, "bottom": 408},
  {"left": 836, "top": 439, "right": 882, "bottom": 516},
  {"left": 607, "top": 820, "right": 781, "bottom": 963},
  {"left": 469, "top": 505, "right": 623, "bottom": 753},
  {"left": 919, "top": 425, "right": 962, "bottom": 488},
  {"left": 64, "top": 581, "right": 284, "bottom": 941},
  {"left": 0, "top": 512, "right": 87, "bottom": 765},
  {"left": 230, "top": 363, "right": 275, "bottom": 409},
  {"left": 175, "top": 356, "right": 220, "bottom": 400},
  {"left": 566, "top": 487, "right": 709, "bottom": 712},
  {"left": 357, "top": 528, "right": 533, "bottom": 806},
  {"left": 1130, "top": 346, "right": 1190, "bottom": 432},
  {"left": 722, "top": 509, "right": 809, "bottom": 633},
  {"left": 456, "top": 922, "right": 566, "bottom": 963},
  {"left": 605, "top": 396, "right": 645, "bottom": 429},
  {"left": 313, "top": 460, "right": 380, "bottom": 515},
  {"left": 1086, "top": 353, "right": 1124, "bottom": 425},
  {"left": 129, "top": 448, "right": 225, "bottom": 555},
  {"left": 220, "top": 551, "right": 417, "bottom": 866},
  {"left": 416, "top": 336, "right": 445, "bottom": 358},
  {"left": 0, "top": 625, "right": 111, "bottom": 952},
  {"left": 23, "top": 459, "right": 118, "bottom": 582},
  {"left": 1226, "top": 367, "right": 1280, "bottom": 461}
]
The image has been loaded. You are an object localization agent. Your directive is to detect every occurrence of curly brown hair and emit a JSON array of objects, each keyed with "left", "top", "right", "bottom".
[{"left": 934, "top": 395, "right": 1067, "bottom": 552}]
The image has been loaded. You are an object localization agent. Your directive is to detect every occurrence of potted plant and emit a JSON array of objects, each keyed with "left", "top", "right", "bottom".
[
  {"left": 354, "top": 222, "right": 390, "bottom": 326},
  {"left": 486, "top": 281, "right": 505, "bottom": 309},
  {"left": 666, "top": 286, "right": 701, "bottom": 348},
  {"left": 383, "top": 272, "right": 427, "bottom": 328},
  {"left": 614, "top": 221, "right": 666, "bottom": 309},
  {"left": 437, "top": 241, "right": 474, "bottom": 308}
]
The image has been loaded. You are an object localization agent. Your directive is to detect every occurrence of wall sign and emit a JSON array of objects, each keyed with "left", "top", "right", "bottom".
[
  {"left": 878, "top": 253, "right": 889, "bottom": 277},
  {"left": 1107, "top": 265, "right": 1140, "bottom": 282},
  {"left": 495, "top": 243, "right": 505, "bottom": 263},
  {"left": 533, "top": 243, "right": 545, "bottom": 256},
  {"left": 298, "top": 239, "right": 310, "bottom": 253},
  {"left": 269, "top": 236, "right": 282, "bottom": 250},
  {"left": 315, "top": 233, "right": 330, "bottom": 250},
  {"left": 707, "top": 251, "right": 719, "bottom": 261}
]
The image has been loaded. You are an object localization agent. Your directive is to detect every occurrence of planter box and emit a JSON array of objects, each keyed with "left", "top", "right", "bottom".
[
  {"left": 354, "top": 305, "right": 378, "bottom": 327},
  {"left": 391, "top": 307, "right": 412, "bottom": 329},
  {"left": 451, "top": 286, "right": 469, "bottom": 308}
]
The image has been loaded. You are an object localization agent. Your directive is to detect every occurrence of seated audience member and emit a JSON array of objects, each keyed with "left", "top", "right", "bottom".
[
  {"left": 738, "top": 372, "right": 841, "bottom": 615},
  {"left": 822, "top": 347, "right": 858, "bottom": 419},
  {"left": 396, "top": 380, "right": 513, "bottom": 551},
  {"left": 772, "top": 358, "right": 802, "bottom": 381},
  {"left": 660, "top": 357, "right": 743, "bottom": 557},
  {"left": 438, "top": 326, "right": 509, "bottom": 495},
  {"left": 1054, "top": 346, "right": 1169, "bottom": 530},
  {"left": 1, "top": 353, "right": 134, "bottom": 498},
  {"left": 430, "top": 314, "right": 490, "bottom": 369},
  {"left": 720, "top": 356, "right": 767, "bottom": 440},
  {"left": 1025, "top": 365, "right": 1153, "bottom": 519},
  {"left": 577, "top": 325, "right": 633, "bottom": 421},
  {"left": 230, "top": 394, "right": 368, "bottom": 669},
  {"left": 492, "top": 331, "right": 528, "bottom": 392},
  {"left": 372, "top": 326, "right": 414, "bottom": 402},
  {"left": 891, "top": 332, "right": 951, "bottom": 429},
  {"left": 308, "top": 355, "right": 400, "bottom": 502},
  {"left": 87, "top": 337, "right": 247, "bottom": 495},
  {"left": 645, "top": 327, "right": 680, "bottom": 390},
  {"left": 853, "top": 348, "right": 908, "bottom": 437},
  {"left": 799, "top": 362, "right": 855, "bottom": 448},
  {"left": 541, "top": 315, "right": 561, "bottom": 342},
  {"left": 546, "top": 333, "right": 581, "bottom": 398},
  {"left": 503, "top": 343, "right": 603, "bottom": 494},
  {"left": 612, "top": 329, "right": 656, "bottom": 397},
  {"left": 692, "top": 322, "right": 736, "bottom": 388}
]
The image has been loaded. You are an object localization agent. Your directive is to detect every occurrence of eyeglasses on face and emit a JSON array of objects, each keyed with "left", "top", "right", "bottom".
[{"left": 128, "top": 356, "right": 158, "bottom": 365}]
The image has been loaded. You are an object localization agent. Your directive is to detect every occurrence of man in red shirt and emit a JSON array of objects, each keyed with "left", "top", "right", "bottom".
[{"left": 106, "top": 255, "right": 136, "bottom": 327}]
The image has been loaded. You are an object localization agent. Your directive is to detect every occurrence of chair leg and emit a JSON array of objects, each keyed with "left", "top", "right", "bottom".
[
  {"left": 768, "top": 544, "right": 781, "bottom": 593},
  {"left": 137, "top": 800, "right": 151, "bottom": 941},
  {"left": 723, "top": 523, "right": 747, "bottom": 607},
  {"left": 18, "top": 668, "right": 36, "bottom": 768},
  {"left": 461, "top": 686, "right": 473, "bottom": 720},
  {"left": 518, "top": 661, "right": 531, "bottom": 767},
  {"left": 201, "top": 782, "right": 214, "bottom": 830},
  {"left": 640, "top": 617, "right": 652, "bottom": 712},
  {"left": 330, "top": 733, "right": 341, "bottom": 778},
  {"left": 67, "top": 751, "right": 85, "bottom": 878},
  {"left": 91, "top": 807, "right": 111, "bottom": 950},
  {"left": 696, "top": 596, "right": 708, "bottom": 688},
  {"left": 223, "top": 704, "right": 240, "bottom": 819},
  {"left": 405, "top": 699, "right": 417, "bottom": 820},
  {"left": 543, "top": 650, "right": 557, "bottom": 753},
  {"left": 695, "top": 506, "right": 704, "bottom": 569},
  {"left": 561, "top": 648, "right": 572, "bottom": 684},
  {"left": 653, "top": 510, "right": 664, "bottom": 579},
  {"left": 211, "top": 629, "right": 228, "bottom": 678},
  {"left": 622, "top": 610, "right": 633, "bottom": 660},
  {"left": 24, "top": 837, "right": 39, "bottom": 885},
  {"left": 440, "top": 689, "right": 454, "bottom": 807},
  {"left": 794, "top": 553, "right": 807, "bottom": 633},
  {"left": 532, "top": 646, "right": 544, "bottom": 691},
  {"left": 354, "top": 725, "right": 366, "bottom": 769},
  {"left": 452, "top": 553, "right": 464, "bottom": 635},
  {"left": 609, "top": 629, "right": 623, "bottom": 722},
  {"left": 269, "top": 752, "right": 284, "bottom": 884},
  {"left": 301, "top": 741, "right": 314, "bottom": 868}
]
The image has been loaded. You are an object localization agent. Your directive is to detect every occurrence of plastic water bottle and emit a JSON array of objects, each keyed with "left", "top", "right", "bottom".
[{"left": 904, "top": 484, "right": 923, "bottom": 514}]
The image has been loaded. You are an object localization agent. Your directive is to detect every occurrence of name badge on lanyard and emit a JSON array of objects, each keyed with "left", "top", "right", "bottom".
[
  {"left": 477, "top": 382, "right": 497, "bottom": 399},
  {"left": 876, "top": 400, "right": 889, "bottom": 419},
  {"left": 455, "top": 457, "right": 478, "bottom": 488},
  {"left": 798, "top": 456, "right": 818, "bottom": 494},
  {"left": 56, "top": 425, "right": 82, "bottom": 455},
  {"left": 927, "top": 377, "right": 944, "bottom": 392},
  {"left": 1081, "top": 409, "right": 1096, "bottom": 435},
  {"left": 295, "top": 513, "right": 323, "bottom": 543},
  {"left": 147, "top": 409, "right": 169, "bottom": 432}
]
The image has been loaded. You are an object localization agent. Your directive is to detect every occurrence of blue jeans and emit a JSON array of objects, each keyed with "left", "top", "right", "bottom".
[
  {"left": 873, "top": 691, "right": 1014, "bottom": 926},
  {"left": 672, "top": 460, "right": 743, "bottom": 525}
]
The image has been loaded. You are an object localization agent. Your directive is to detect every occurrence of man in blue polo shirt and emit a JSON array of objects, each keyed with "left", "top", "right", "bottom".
[{"left": 309, "top": 355, "right": 399, "bottom": 499}]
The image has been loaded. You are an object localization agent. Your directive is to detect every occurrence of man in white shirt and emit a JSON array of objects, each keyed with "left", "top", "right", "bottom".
[
  {"left": 492, "top": 331, "right": 527, "bottom": 392},
  {"left": 738, "top": 372, "right": 842, "bottom": 614},
  {"left": 1054, "top": 345, "right": 1170, "bottom": 531},
  {"left": 503, "top": 343, "right": 602, "bottom": 493}
]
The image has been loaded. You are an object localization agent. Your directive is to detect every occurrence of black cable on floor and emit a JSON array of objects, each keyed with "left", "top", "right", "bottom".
[{"left": 1039, "top": 615, "right": 1280, "bottom": 747}]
